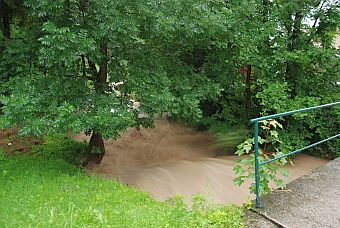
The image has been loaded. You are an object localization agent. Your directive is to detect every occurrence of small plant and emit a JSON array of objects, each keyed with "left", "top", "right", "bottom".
[
  {"left": 188, "top": 194, "right": 244, "bottom": 228},
  {"left": 165, "top": 195, "right": 186, "bottom": 209},
  {"left": 241, "top": 200, "right": 253, "bottom": 211},
  {"left": 233, "top": 119, "right": 290, "bottom": 195},
  {"left": 191, "top": 194, "right": 210, "bottom": 212}
]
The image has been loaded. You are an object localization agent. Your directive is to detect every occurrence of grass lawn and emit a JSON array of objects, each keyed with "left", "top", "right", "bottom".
[{"left": 0, "top": 138, "right": 243, "bottom": 227}]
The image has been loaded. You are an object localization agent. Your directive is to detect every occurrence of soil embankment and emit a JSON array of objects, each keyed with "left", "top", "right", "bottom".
[{"left": 75, "top": 119, "right": 327, "bottom": 205}]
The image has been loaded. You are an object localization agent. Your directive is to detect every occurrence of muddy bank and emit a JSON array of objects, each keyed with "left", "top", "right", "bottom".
[{"left": 75, "top": 119, "right": 327, "bottom": 205}]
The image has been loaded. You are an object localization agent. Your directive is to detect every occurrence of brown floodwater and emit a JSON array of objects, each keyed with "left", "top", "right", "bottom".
[{"left": 75, "top": 119, "right": 327, "bottom": 205}]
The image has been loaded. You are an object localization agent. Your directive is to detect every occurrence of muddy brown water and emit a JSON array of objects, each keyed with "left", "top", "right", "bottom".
[{"left": 74, "top": 119, "right": 327, "bottom": 205}]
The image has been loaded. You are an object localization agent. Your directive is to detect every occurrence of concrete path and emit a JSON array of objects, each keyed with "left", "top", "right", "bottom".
[{"left": 245, "top": 157, "right": 340, "bottom": 228}]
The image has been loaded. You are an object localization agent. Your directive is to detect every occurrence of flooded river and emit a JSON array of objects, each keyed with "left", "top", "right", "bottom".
[{"left": 75, "top": 119, "right": 327, "bottom": 205}]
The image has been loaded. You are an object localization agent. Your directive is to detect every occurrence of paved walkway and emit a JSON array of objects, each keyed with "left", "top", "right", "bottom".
[{"left": 244, "top": 157, "right": 340, "bottom": 228}]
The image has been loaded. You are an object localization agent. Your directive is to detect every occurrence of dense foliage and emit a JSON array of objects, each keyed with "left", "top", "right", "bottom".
[{"left": 0, "top": 1, "right": 339, "bottom": 160}]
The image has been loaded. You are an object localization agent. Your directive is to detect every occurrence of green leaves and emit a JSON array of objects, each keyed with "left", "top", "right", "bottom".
[
  {"left": 235, "top": 138, "right": 253, "bottom": 155},
  {"left": 2, "top": 0, "right": 234, "bottom": 141},
  {"left": 1, "top": 0, "right": 339, "bottom": 160},
  {"left": 233, "top": 176, "right": 244, "bottom": 186},
  {"left": 234, "top": 120, "right": 289, "bottom": 195},
  {"left": 281, "top": 169, "right": 289, "bottom": 178}
]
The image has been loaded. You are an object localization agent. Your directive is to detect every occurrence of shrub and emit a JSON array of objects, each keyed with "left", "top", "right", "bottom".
[
  {"left": 233, "top": 119, "right": 289, "bottom": 195},
  {"left": 31, "top": 135, "right": 87, "bottom": 166}
]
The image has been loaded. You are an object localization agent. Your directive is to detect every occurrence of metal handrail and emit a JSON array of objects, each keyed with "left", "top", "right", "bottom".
[{"left": 250, "top": 101, "right": 340, "bottom": 207}]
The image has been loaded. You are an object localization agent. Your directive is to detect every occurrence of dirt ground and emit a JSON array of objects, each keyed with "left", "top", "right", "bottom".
[{"left": 0, "top": 127, "right": 42, "bottom": 155}]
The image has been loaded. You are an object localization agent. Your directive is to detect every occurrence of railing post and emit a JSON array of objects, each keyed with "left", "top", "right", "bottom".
[
  {"left": 254, "top": 121, "right": 261, "bottom": 207},
  {"left": 250, "top": 102, "right": 339, "bottom": 208}
]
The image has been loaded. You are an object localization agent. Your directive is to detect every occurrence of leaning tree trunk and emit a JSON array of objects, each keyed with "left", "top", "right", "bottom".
[{"left": 82, "top": 43, "right": 108, "bottom": 166}]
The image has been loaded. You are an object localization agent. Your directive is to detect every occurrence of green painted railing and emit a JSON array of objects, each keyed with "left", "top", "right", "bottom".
[{"left": 250, "top": 102, "right": 340, "bottom": 207}]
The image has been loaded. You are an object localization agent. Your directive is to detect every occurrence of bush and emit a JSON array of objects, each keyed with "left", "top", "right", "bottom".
[
  {"left": 31, "top": 135, "right": 87, "bottom": 166},
  {"left": 185, "top": 194, "right": 244, "bottom": 227},
  {"left": 206, "top": 206, "right": 243, "bottom": 227}
]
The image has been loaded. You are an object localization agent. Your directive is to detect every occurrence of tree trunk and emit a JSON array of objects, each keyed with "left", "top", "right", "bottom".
[
  {"left": 285, "top": 11, "right": 303, "bottom": 97},
  {"left": 82, "top": 132, "right": 106, "bottom": 166},
  {"left": 89, "top": 132, "right": 105, "bottom": 162},
  {"left": 0, "top": 0, "right": 11, "bottom": 38},
  {"left": 97, "top": 42, "right": 108, "bottom": 84},
  {"left": 262, "top": 0, "right": 269, "bottom": 19},
  {"left": 245, "top": 65, "right": 252, "bottom": 109},
  {"left": 82, "top": 42, "right": 108, "bottom": 166}
]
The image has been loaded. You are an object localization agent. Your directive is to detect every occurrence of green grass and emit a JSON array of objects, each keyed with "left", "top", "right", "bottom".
[{"left": 0, "top": 139, "right": 243, "bottom": 227}]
